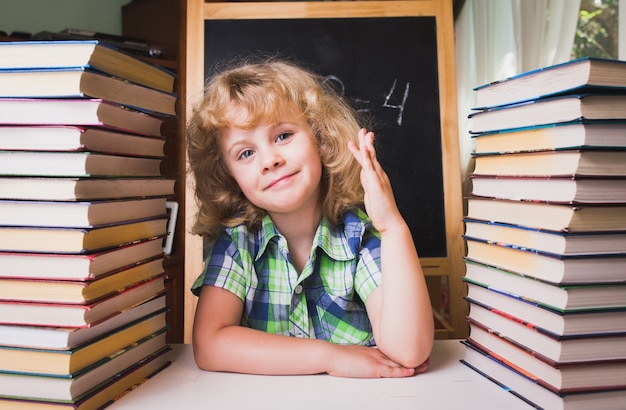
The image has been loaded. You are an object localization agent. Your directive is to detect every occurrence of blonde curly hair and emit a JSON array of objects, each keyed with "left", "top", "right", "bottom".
[{"left": 187, "top": 59, "right": 366, "bottom": 240}]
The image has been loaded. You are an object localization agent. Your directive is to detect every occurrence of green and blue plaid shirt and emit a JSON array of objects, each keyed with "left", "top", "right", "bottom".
[{"left": 192, "top": 208, "right": 382, "bottom": 346}]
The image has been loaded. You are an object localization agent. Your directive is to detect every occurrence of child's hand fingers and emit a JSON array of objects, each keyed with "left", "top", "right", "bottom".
[
  {"left": 348, "top": 129, "right": 367, "bottom": 166},
  {"left": 360, "top": 129, "right": 376, "bottom": 169},
  {"left": 350, "top": 129, "right": 378, "bottom": 169}
]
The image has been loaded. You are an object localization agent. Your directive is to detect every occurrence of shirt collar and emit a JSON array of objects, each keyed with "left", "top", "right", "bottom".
[
  {"left": 255, "top": 214, "right": 281, "bottom": 261},
  {"left": 254, "top": 209, "right": 371, "bottom": 262}
]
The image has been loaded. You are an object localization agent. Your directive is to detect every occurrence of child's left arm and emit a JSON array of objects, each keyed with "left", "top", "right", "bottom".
[{"left": 348, "top": 129, "right": 434, "bottom": 370}]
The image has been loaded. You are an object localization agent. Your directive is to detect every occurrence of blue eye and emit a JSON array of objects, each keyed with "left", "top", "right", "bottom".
[
  {"left": 276, "top": 132, "right": 292, "bottom": 142},
  {"left": 238, "top": 149, "right": 254, "bottom": 160}
]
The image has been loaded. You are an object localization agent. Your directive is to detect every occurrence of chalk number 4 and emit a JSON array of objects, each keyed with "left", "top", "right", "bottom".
[{"left": 383, "top": 79, "right": 409, "bottom": 126}]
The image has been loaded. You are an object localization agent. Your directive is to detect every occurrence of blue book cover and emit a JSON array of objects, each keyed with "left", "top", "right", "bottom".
[{"left": 473, "top": 57, "right": 626, "bottom": 109}]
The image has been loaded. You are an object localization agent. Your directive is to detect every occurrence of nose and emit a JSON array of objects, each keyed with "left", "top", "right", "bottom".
[{"left": 261, "top": 147, "right": 284, "bottom": 172}]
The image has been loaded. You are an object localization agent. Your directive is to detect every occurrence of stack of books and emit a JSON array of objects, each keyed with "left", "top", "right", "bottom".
[
  {"left": 0, "top": 40, "right": 176, "bottom": 408},
  {"left": 460, "top": 57, "right": 626, "bottom": 409}
]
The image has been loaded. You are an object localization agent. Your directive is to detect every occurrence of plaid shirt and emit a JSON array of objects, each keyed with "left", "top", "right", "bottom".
[{"left": 192, "top": 208, "right": 382, "bottom": 346}]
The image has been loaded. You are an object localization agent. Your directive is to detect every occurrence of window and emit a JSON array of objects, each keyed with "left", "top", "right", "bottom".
[{"left": 572, "top": 0, "right": 619, "bottom": 59}]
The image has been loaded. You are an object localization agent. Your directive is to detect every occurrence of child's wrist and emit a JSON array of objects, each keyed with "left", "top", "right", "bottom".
[{"left": 376, "top": 216, "right": 410, "bottom": 238}]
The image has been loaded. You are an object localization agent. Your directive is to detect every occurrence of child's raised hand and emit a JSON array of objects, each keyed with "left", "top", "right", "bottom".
[{"left": 348, "top": 129, "right": 403, "bottom": 234}]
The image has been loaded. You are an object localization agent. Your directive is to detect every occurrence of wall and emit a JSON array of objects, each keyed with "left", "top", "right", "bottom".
[{"left": 0, "top": 0, "right": 130, "bottom": 36}]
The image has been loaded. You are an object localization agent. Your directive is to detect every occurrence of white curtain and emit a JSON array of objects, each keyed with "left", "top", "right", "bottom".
[{"left": 454, "top": 0, "right": 581, "bottom": 198}]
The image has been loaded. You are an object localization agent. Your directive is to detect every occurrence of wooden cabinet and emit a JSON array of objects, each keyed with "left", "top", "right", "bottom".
[
  {"left": 124, "top": 0, "right": 468, "bottom": 343},
  {"left": 122, "top": 0, "right": 185, "bottom": 343}
]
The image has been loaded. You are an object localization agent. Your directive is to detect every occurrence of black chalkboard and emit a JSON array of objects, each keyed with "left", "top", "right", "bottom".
[{"left": 204, "top": 17, "right": 446, "bottom": 257}]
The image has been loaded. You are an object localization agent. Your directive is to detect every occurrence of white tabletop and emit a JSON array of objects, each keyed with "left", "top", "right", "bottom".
[{"left": 110, "top": 340, "right": 532, "bottom": 409}]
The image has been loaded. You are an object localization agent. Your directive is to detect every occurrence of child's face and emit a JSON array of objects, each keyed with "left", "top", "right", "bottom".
[{"left": 219, "top": 112, "right": 323, "bottom": 219}]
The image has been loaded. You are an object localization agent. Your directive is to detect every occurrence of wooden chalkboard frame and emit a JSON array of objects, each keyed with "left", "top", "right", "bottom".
[{"left": 183, "top": 0, "right": 466, "bottom": 340}]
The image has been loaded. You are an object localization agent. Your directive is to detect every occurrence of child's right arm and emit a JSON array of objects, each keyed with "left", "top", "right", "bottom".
[
  {"left": 192, "top": 285, "right": 420, "bottom": 378},
  {"left": 348, "top": 129, "right": 434, "bottom": 369}
]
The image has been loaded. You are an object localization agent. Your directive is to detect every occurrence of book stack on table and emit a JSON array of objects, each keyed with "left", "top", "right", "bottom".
[
  {"left": 0, "top": 40, "right": 177, "bottom": 409},
  {"left": 461, "top": 57, "right": 626, "bottom": 410}
]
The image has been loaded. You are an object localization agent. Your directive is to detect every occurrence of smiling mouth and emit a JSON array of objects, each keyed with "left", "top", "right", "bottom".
[{"left": 265, "top": 173, "right": 295, "bottom": 190}]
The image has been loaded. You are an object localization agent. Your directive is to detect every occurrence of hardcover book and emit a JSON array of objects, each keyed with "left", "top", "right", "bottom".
[
  {"left": 0, "top": 67, "right": 177, "bottom": 116},
  {"left": 0, "top": 98, "right": 165, "bottom": 138},
  {"left": 0, "top": 276, "right": 166, "bottom": 328},
  {"left": 0, "top": 40, "right": 175, "bottom": 93},
  {"left": 0, "top": 237, "right": 164, "bottom": 281},
  {"left": 0, "top": 217, "right": 168, "bottom": 254},
  {"left": 463, "top": 218, "right": 626, "bottom": 256},
  {"left": 471, "top": 149, "right": 626, "bottom": 177},
  {"left": 0, "top": 177, "right": 175, "bottom": 201},
  {"left": 0, "top": 151, "right": 163, "bottom": 177},
  {"left": 0, "top": 197, "right": 167, "bottom": 228},
  {"left": 32, "top": 30, "right": 166, "bottom": 60},
  {"left": 473, "top": 57, "right": 626, "bottom": 109},
  {"left": 0, "top": 125, "right": 165, "bottom": 157},
  {"left": 471, "top": 121, "right": 626, "bottom": 154},
  {"left": 469, "top": 175, "right": 626, "bottom": 204},
  {"left": 469, "top": 93, "right": 626, "bottom": 134},
  {"left": 466, "top": 197, "right": 626, "bottom": 232}
]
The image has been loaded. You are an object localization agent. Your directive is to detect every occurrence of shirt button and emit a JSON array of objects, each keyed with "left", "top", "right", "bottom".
[{"left": 294, "top": 285, "right": 303, "bottom": 295}]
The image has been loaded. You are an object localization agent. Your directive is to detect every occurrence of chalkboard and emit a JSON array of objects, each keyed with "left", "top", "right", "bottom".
[{"left": 204, "top": 17, "right": 446, "bottom": 258}]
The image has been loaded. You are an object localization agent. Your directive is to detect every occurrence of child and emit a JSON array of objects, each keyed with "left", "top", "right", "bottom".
[{"left": 187, "top": 59, "right": 433, "bottom": 378}]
